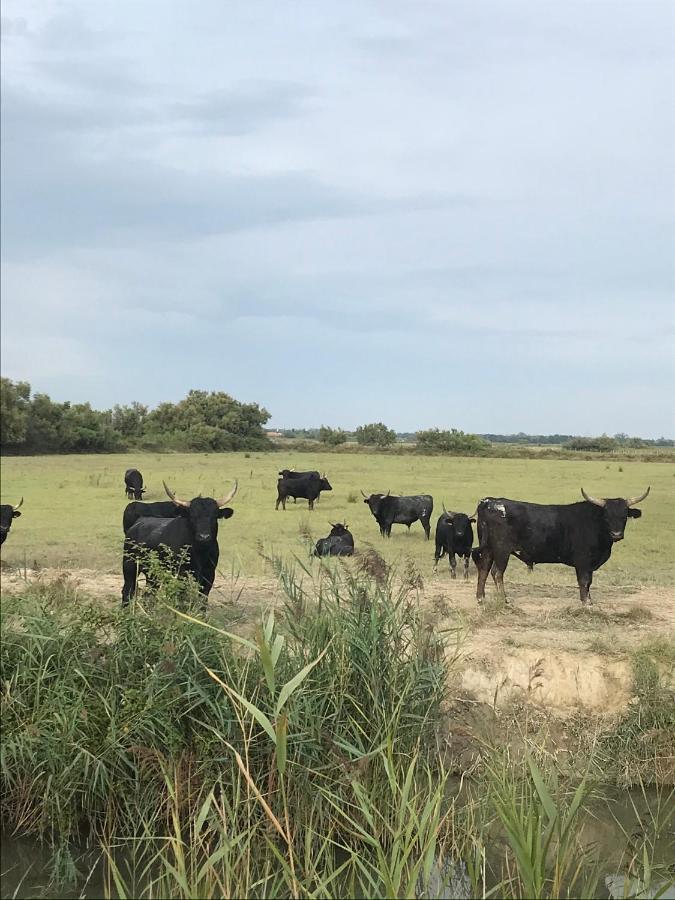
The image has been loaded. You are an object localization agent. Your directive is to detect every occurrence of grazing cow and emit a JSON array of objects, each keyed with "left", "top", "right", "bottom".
[
  {"left": 474, "top": 487, "right": 650, "bottom": 605},
  {"left": 434, "top": 506, "right": 475, "bottom": 578},
  {"left": 124, "top": 468, "right": 146, "bottom": 500},
  {"left": 0, "top": 498, "right": 23, "bottom": 546},
  {"left": 276, "top": 473, "right": 332, "bottom": 510},
  {"left": 122, "top": 480, "right": 237, "bottom": 606},
  {"left": 123, "top": 500, "right": 181, "bottom": 533},
  {"left": 314, "top": 523, "right": 355, "bottom": 557},
  {"left": 361, "top": 490, "right": 433, "bottom": 539}
]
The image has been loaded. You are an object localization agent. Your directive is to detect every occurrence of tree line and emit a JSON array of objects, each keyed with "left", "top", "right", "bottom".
[
  {"left": 0, "top": 380, "right": 271, "bottom": 453},
  {"left": 1, "top": 378, "right": 669, "bottom": 455}
]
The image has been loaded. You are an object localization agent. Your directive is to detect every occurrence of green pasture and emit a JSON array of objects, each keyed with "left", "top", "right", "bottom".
[{"left": 1, "top": 451, "right": 673, "bottom": 592}]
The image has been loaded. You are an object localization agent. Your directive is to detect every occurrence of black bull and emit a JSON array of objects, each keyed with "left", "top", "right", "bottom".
[
  {"left": 473, "top": 487, "right": 650, "bottom": 604},
  {"left": 313, "top": 523, "right": 354, "bottom": 557},
  {"left": 278, "top": 470, "right": 322, "bottom": 504},
  {"left": 434, "top": 509, "right": 475, "bottom": 578},
  {"left": 123, "top": 500, "right": 181, "bottom": 533},
  {"left": 122, "top": 481, "right": 238, "bottom": 605},
  {"left": 276, "top": 474, "right": 332, "bottom": 510},
  {"left": 0, "top": 498, "right": 23, "bottom": 546},
  {"left": 362, "top": 491, "right": 433, "bottom": 539},
  {"left": 124, "top": 468, "right": 146, "bottom": 500}
]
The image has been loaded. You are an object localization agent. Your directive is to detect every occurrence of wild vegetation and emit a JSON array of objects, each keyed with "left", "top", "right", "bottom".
[
  {"left": 1, "top": 560, "right": 673, "bottom": 898},
  {"left": 4, "top": 378, "right": 672, "bottom": 459}
]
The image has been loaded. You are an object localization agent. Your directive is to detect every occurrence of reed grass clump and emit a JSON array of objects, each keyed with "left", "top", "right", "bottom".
[{"left": 2, "top": 561, "right": 673, "bottom": 898}]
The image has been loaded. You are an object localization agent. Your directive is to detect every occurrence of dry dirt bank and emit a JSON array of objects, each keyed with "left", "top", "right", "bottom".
[{"left": 2, "top": 566, "right": 673, "bottom": 721}]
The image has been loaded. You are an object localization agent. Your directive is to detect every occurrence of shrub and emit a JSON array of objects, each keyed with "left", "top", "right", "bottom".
[
  {"left": 318, "top": 425, "right": 348, "bottom": 446},
  {"left": 355, "top": 422, "right": 396, "bottom": 447},
  {"left": 415, "top": 428, "right": 489, "bottom": 455}
]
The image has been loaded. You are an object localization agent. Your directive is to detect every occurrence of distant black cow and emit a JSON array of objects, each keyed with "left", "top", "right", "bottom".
[
  {"left": 123, "top": 500, "right": 181, "bottom": 533},
  {"left": 0, "top": 498, "right": 23, "bottom": 546},
  {"left": 278, "top": 469, "right": 321, "bottom": 480},
  {"left": 434, "top": 506, "right": 475, "bottom": 578},
  {"left": 278, "top": 469, "right": 321, "bottom": 503},
  {"left": 122, "top": 480, "right": 237, "bottom": 606},
  {"left": 314, "top": 523, "right": 355, "bottom": 557},
  {"left": 124, "top": 468, "right": 146, "bottom": 500},
  {"left": 361, "top": 491, "right": 433, "bottom": 539},
  {"left": 276, "top": 473, "right": 332, "bottom": 510},
  {"left": 474, "top": 487, "right": 650, "bottom": 605}
]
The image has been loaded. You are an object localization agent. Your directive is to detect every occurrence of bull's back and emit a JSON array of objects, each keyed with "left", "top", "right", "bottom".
[
  {"left": 392, "top": 494, "right": 433, "bottom": 524},
  {"left": 126, "top": 516, "right": 190, "bottom": 550}
]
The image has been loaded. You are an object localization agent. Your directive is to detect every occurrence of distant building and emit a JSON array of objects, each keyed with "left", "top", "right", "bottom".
[{"left": 266, "top": 431, "right": 283, "bottom": 438}]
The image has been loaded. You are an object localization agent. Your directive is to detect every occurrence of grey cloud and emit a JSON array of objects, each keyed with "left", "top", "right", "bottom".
[{"left": 170, "top": 81, "right": 313, "bottom": 135}]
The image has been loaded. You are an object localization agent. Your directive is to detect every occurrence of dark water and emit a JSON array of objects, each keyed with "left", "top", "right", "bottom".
[{"left": 1, "top": 786, "right": 673, "bottom": 899}]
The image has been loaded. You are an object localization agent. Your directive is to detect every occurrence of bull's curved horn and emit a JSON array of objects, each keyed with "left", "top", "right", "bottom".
[
  {"left": 626, "top": 486, "right": 650, "bottom": 507},
  {"left": 163, "top": 481, "right": 191, "bottom": 508},
  {"left": 217, "top": 480, "right": 238, "bottom": 508},
  {"left": 385, "top": 490, "right": 391, "bottom": 498},
  {"left": 581, "top": 487, "right": 606, "bottom": 508},
  {"left": 360, "top": 489, "right": 368, "bottom": 498},
  {"left": 13, "top": 497, "right": 24, "bottom": 512}
]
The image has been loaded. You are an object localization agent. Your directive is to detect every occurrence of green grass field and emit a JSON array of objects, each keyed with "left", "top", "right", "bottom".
[{"left": 1, "top": 451, "right": 673, "bottom": 593}]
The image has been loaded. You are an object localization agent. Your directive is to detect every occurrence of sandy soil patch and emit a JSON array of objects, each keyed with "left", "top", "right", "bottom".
[{"left": 2, "top": 565, "right": 673, "bottom": 718}]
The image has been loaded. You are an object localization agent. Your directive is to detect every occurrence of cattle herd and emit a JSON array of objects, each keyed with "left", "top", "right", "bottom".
[{"left": 0, "top": 466, "right": 650, "bottom": 609}]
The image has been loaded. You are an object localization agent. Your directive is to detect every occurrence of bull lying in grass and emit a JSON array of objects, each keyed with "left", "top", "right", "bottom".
[{"left": 313, "top": 523, "right": 354, "bottom": 557}]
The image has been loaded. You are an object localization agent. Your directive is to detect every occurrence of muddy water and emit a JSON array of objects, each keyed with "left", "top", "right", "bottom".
[{"left": 2, "top": 785, "right": 673, "bottom": 899}]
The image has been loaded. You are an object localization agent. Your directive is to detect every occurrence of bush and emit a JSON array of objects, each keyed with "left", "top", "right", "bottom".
[
  {"left": 355, "top": 422, "right": 396, "bottom": 447},
  {"left": 318, "top": 425, "right": 348, "bottom": 446},
  {"left": 415, "top": 428, "right": 489, "bottom": 455},
  {"left": 564, "top": 435, "right": 618, "bottom": 452}
]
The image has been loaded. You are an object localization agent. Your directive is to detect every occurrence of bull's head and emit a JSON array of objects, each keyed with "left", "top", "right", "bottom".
[
  {"left": 0, "top": 498, "right": 23, "bottom": 545},
  {"left": 441, "top": 503, "right": 475, "bottom": 537},
  {"left": 328, "top": 522, "right": 349, "bottom": 536},
  {"left": 319, "top": 476, "right": 333, "bottom": 491},
  {"left": 163, "top": 481, "right": 238, "bottom": 544},
  {"left": 361, "top": 490, "right": 389, "bottom": 516},
  {"left": 580, "top": 487, "right": 649, "bottom": 542}
]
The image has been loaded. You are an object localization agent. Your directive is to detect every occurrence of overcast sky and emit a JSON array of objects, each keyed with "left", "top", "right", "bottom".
[{"left": 1, "top": 1, "right": 673, "bottom": 436}]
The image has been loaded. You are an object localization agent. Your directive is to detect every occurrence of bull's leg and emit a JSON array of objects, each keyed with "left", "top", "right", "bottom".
[
  {"left": 463, "top": 553, "right": 470, "bottom": 580},
  {"left": 492, "top": 554, "right": 510, "bottom": 604},
  {"left": 122, "top": 548, "right": 138, "bottom": 606},
  {"left": 476, "top": 550, "right": 493, "bottom": 602},
  {"left": 422, "top": 518, "right": 431, "bottom": 540},
  {"left": 449, "top": 552, "right": 457, "bottom": 579},
  {"left": 576, "top": 567, "right": 593, "bottom": 604},
  {"left": 308, "top": 498, "right": 314, "bottom": 511},
  {"left": 275, "top": 494, "right": 281, "bottom": 510}
]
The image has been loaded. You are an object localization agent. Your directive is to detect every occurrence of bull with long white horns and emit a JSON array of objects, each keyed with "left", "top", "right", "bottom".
[
  {"left": 473, "top": 487, "right": 650, "bottom": 605},
  {"left": 121, "top": 481, "right": 238, "bottom": 606}
]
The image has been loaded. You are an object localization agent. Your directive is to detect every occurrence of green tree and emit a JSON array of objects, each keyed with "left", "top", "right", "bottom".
[
  {"left": 0, "top": 378, "right": 30, "bottom": 448},
  {"left": 415, "top": 428, "right": 489, "bottom": 455},
  {"left": 144, "top": 390, "right": 271, "bottom": 451},
  {"left": 111, "top": 402, "right": 148, "bottom": 438},
  {"left": 318, "top": 425, "right": 347, "bottom": 446},
  {"left": 564, "top": 435, "right": 617, "bottom": 453},
  {"left": 355, "top": 422, "right": 396, "bottom": 448}
]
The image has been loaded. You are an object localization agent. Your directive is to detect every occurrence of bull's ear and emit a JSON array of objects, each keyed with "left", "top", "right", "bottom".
[
  {"left": 627, "top": 508, "right": 642, "bottom": 519},
  {"left": 12, "top": 510, "right": 22, "bottom": 519},
  {"left": 469, "top": 517, "right": 476, "bottom": 523},
  {"left": 218, "top": 507, "right": 234, "bottom": 519}
]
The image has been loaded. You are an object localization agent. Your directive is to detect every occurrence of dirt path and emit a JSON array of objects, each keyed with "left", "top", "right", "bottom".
[{"left": 3, "top": 566, "right": 673, "bottom": 718}]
